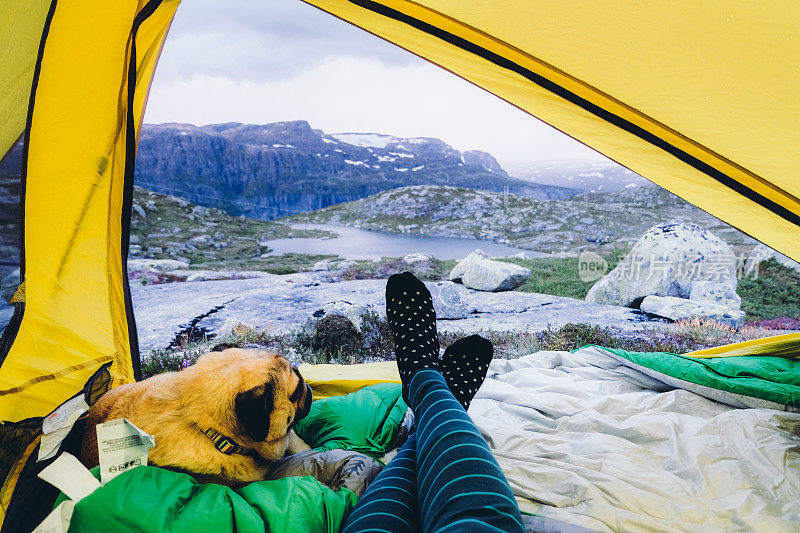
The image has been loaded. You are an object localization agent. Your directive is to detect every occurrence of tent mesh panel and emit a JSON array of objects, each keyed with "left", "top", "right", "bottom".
[{"left": 0, "top": 140, "right": 22, "bottom": 343}]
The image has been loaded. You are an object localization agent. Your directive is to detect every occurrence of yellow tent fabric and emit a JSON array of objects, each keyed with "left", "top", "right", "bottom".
[
  {"left": 0, "top": 0, "right": 177, "bottom": 527},
  {"left": 298, "top": 0, "right": 800, "bottom": 358},
  {"left": 301, "top": 0, "right": 800, "bottom": 262},
  {"left": 0, "top": 1, "right": 51, "bottom": 162},
  {"left": 1, "top": 0, "right": 800, "bottom": 528}
]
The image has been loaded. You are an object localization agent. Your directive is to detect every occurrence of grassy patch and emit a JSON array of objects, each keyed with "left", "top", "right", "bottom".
[
  {"left": 738, "top": 258, "right": 800, "bottom": 321},
  {"left": 498, "top": 248, "right": 627, "bottom": 300}
]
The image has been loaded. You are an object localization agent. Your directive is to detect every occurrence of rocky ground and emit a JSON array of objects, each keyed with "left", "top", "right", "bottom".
[{"left": 132, "top": 272, "right": 665, "bottom": 354}]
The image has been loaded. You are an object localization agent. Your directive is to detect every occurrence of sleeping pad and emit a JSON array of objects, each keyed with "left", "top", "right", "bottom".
[{"left": 55, "top": 383, "right": 408, "bottom": 532}]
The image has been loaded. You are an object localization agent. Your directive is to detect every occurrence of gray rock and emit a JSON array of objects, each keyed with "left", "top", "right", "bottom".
[
  {"left": 403, "top": 253, "right": 432, "bottom": 265},
  {"left": 166, "top": 270, "right": 277, "bottom": 282},
  {"left": 744, "top": 243, "right": 800, "bottom": 274},
  {"left": 190, "top": 234, "right": 212, "bottom": 245},
  {"left": 192, "top": 205, "right": 210, "bottom": 217},
  {"left": 132, "top": 204, "right": 146, "bottom": 218},
  {"left": 586, "top": 221, "right": 739, "bottom": 308},
  {"left": 450, "top": 249, "right": 530, "bottom": 292},
  {"left": 640, "top": 295, "right": 745, "bottom": 328},
  {"left": 689, "top": 280, "right": 740, "bottom": 308},
  {"left": 450, "top": 250, "right": 487, "bottom": 280},
  {"left": 145, "top": 200, "right": 157, "bottom": 212},
  {"left": 337, "top": 260, "right": 357, "bottom": 270},
  {"left": 131, "top": 278, "right": 664, "bottom": 354},
  {"left": 309, "top": 301, "right": 376, "bottom": 333},
  {"left": 313, "top": 260, "right": 332, "bottom": 272},
  {"left": 428, "top": 281, "right": 472, "bottom": 319},
  {"left": 128, "top": 259, "right": 190, "bottom": 272}
]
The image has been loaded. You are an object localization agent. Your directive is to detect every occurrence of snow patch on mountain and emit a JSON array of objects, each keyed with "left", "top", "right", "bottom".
[{"left": 330, "top": 133, "right": 400, "bottom": 148}]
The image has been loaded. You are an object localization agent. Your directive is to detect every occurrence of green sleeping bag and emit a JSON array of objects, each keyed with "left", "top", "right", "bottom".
[
  {"left": 60, "top": 384, "right": 406, "bottom": 532},
  {"left": 295, "top": 382, "right": 409, "bottom": 460}
]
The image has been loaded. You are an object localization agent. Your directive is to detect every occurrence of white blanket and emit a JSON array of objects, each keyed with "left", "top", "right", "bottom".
[{"left": 470, "top": 347, "right": 800, "bottom": 532}]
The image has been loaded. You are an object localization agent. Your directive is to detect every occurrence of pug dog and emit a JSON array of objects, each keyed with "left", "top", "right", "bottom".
[{"left": 80, "top": 344, "right": 312, "bottom": 486}]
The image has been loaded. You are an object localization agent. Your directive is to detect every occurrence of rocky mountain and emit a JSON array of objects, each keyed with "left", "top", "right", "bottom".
[
  {"left": 507, "top": 160, "right": 649, "bottom": 193},
  {"left": 286, "top": 183, "right": 756, "bottom": 255},
  {"left": 134, "top": 121, "right": 580, "bottom": 220}
]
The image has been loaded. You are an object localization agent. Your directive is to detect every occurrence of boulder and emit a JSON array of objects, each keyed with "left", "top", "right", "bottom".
[
  {"left": 313, "top": 260, "right": 332, "bottom": 272},
  {"left": 337, "top": 260, "right": 358, "bottom": 270},
  {"left": 640, "top": 295, "right": 745, "bottom": 328},
  {"left": 450, "top": 249, "right": 530, "bottom": 292},
  {"left": 190, "top": 234, "right": 212, "bottom": 245},
  {"left": 744, "top": 243, "right": 800, "bottom": 274},
  {"left": 688, "top": 280, "right": 740, "bottom": 308},
  {"left": 309, "top": 301, "right": 376, "bottom": 333},
  {"left": 586, "top": 221, "right": 739, "bottom": 308},
  {"left": 427, "top": 282, "right": 473, "bottom": 319},
  {"left": 403, "top": 253, "right": 432, "bottom": 266},
  {"left": 192, "top": 206, "right": 210, "bottom": 217}
]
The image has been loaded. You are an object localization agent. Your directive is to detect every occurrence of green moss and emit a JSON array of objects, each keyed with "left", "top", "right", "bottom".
[{"left": 498, "top": 248, "right": 627, "bottom": 300}]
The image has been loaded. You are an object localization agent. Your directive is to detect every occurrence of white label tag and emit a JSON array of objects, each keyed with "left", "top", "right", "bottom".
[
  {"left": 38, "top": 395, "right": 90, "bottom": 461},
  {"left": 32, "top": 500, "right": 74, "bottom": 533},
  {"left": 38, "top": 452, "right": 101, "bottom": 502},
  {"left": 96, "top": 418, "right": 155, "bottom": 484}
]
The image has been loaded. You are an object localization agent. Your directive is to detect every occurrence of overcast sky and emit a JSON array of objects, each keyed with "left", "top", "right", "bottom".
[{"left": 143, "top": 0, "right": 608, "bottom": 172}]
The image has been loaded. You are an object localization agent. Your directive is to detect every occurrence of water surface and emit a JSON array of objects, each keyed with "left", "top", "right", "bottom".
[{"left": 263, "top": 224, "right": 546, "bottom": 260}]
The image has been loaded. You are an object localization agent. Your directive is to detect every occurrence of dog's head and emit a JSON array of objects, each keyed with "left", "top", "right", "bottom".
[{"left": 181, "top": 344, "right": 312, "bottom": 460}]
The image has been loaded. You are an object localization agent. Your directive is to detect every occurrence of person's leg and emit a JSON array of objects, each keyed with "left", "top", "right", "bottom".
[
  {"left": 341, "top": 434, "right": 420, "bottom": 533},
  {"left": 386, "top": 272, "right": 523, "bottom": 533},
  {"left": 409, "top": 368, "right": 524, "bottom": 532}
]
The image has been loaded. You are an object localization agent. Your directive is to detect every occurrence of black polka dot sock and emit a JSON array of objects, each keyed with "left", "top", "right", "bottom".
[
  {"left": 385, "top": 272, "right": 440, "bottom": 405},
  {"left": 441, "top": 334, "right": 494, "bottom": 410}
]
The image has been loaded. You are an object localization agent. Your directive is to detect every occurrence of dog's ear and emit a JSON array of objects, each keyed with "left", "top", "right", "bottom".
[
  {"left": 234, "top": 382, "right": 274, "bottom": 442},
  {"left": 211, "top": 343, "right": 239, "bottom": 352}
]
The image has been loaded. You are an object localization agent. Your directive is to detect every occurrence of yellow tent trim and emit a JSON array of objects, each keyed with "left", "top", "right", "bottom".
[
  {"left": 687, "top": 332, "right": 800, "bottom": 359},
  {"left": 299, "top": 360, "right": 400, "bottom": 400}
]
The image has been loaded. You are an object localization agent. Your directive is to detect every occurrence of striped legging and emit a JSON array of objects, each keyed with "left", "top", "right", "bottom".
[{"left": 341, "top": 368, "right": 524, "bottom": 533}]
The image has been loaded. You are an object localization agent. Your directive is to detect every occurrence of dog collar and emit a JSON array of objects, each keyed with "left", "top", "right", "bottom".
[{"left": 202, "top": 428, "right": 250, "bottom": 456}]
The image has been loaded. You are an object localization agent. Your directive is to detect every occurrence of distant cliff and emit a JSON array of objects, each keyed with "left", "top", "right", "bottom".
[{"left": 134, "top": 121, "right": 579, "bottom": 219}]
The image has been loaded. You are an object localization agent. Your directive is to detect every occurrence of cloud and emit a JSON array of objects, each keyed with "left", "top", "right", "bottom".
[
  {"left": 156, "top": 0, "right": 415, "bottom": 82},
  {"left": 144, "top": 56, "right": 606, "bottom": 169}
]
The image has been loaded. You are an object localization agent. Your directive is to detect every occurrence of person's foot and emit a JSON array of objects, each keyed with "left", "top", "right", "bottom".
[
  {"left": 441, "top": 335, "right": 493, "bottom": 410},
  {"left": 385, "top": 272, "right": 440, "bottom": 405}
]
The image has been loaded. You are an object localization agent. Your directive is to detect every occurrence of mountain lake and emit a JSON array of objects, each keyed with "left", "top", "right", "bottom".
[{"left": 262, "top": 224, "right": 546, "bottom": 260}]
